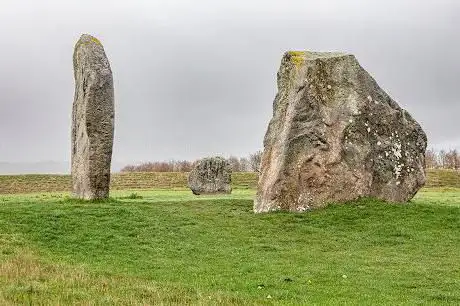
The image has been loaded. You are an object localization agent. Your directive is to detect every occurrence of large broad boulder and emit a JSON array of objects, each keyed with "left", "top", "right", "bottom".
[
  {"left": 254, "top": 51, "right": 427, "bottom": 213},
  {"left": 188, "top": 157, "right": 232, "bottom": 195},
  {"left": 71, "top": 34, "right": 114, "bottom": 200}
]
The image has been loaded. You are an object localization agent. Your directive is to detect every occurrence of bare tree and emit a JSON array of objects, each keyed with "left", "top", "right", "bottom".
[
  {"left": 425, "top": 148, "right": 439, "bottom": 169},
  {"left": 444, "top": 149, "right": 459, "bottom": 169},
  {"left": 177, "top": 160, "right": 193, "bottom": 172},
  {"left": 456, "top": 150, "right": 460, "bottom": 170},
  {"left": 239, "top": 157, "right": 250, "bottom": 172},
  {"left": 439, "top": 150, "right": 447, "bottom": 169},
  {"left": 249, "top": 150, "right": 263, "bottom": 173},
  {"left": 120, "top": 165, "right": 136, "bottom": 172},
  {"left": 120, "top": 160, "right": 191, "bottom": 172},
  {"left": 452, "top": 150, "right": 460, "bottom": 170},
  {"left": 228, "top": 156, "right": 241, "bottom": 172}
]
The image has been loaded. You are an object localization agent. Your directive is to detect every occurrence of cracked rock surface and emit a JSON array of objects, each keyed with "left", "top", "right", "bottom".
[{"left": 254, "top": 51, "right": 427, "bottom": 213}]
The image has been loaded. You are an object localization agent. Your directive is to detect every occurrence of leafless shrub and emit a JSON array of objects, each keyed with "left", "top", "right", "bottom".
[
  {"left": 249, "top": 150, "right": 262, "bottom": 173},
  {"left": 426, "top": 148, "right": 460, "bottom": 170},
  {"left": 120, "top": 152, "right": 264, "bottom": 173}
]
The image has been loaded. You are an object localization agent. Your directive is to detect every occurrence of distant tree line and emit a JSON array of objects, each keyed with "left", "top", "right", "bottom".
[
  {"left": 120, "top": 160, "right": 194, "bottom": 173},
  {"left": 121, "top": 149, "right": 460, "bottom": 172},
  {"left": 120, "top": 151, "right": 263, "bottom": 173},
  {"left": 425, "top": 149, "right": 460, "bottom": 169}
]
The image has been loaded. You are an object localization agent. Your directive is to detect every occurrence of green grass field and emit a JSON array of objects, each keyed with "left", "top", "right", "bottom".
[{"left": 0, "top": 187, "right": 459, "bottom": 305}]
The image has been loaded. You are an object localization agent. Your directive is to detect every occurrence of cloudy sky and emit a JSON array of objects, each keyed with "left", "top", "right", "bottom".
[{"left": 0, "top": 0, "right": 458, "bottom": 172}]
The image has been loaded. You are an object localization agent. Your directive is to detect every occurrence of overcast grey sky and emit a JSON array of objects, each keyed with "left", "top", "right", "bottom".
[{"left": 0, "top": 0, "right": 458, "bottom": 169}]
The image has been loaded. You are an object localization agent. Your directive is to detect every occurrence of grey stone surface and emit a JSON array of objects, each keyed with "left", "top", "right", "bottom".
[
  {"left": 255, "top": 51, "right": 427, "bottom": 213},
  {"left": 71, "top": 34, "right": 114, "bottom": 200},
  {"left": 188, "top": 157, "right": 232, "bottom": 195}
]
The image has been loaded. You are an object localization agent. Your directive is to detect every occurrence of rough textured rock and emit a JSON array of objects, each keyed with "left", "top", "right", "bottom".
[
  {"left": 188, "top": 157, "right": 232, "bottom": 195},
  {"left": 71, "top": 34, "right": 114, "bottom": 200},
  {"left": 254, "top": 51, "right": 427, "bottom": 213}
]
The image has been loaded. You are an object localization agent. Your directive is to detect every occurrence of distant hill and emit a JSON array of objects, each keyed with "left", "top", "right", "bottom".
[
  {"left": 0, "top": 161, "right": 69, "bottom": 174},
  {"left": 0, "top": 161, "right": 125, "bottom": 175},
  {"left": 0, "top": 170, "right": 459, "bottom": 195}
]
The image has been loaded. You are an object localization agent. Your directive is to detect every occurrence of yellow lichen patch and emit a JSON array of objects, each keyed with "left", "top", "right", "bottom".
[
  {"left": 90, "top": 36, "right": 102, "bottom": 46},
  {"left": 288, "top": 51, "right": 306, "bottom": 68}
]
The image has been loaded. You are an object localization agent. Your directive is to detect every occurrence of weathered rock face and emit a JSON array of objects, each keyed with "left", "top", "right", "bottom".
[
  {"left": 188, "top": 157, "right": 232, "bottom": 195},
  {"left": 254, "top": 51, "right": 427, "bottom": 213},
  {"left": 71, "top": 34, "right": 114, "bottom": 200}
]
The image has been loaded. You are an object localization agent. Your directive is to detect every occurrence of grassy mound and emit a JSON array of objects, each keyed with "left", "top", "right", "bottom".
[
  {"left": 0, "top": 172, "right": 259, "bottom": 194},
  {"left": 1, "top": 169, "right": 459, "bottom": 195}
]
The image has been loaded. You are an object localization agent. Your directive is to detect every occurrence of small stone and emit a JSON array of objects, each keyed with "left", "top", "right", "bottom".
[
  {"left": 188, "top": 157, "right": 232, "bottom": 195},
  {"left": 327, "top": 84, "right": 332, "bottom": 89}
]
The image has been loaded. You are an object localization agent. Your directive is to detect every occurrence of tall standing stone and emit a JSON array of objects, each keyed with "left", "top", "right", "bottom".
[
  {"left": 254, "top": 51, "right": 427, "bottom": 213},
  {"left": 71, "top": 34, "right": 114, "bottom": 200}
]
